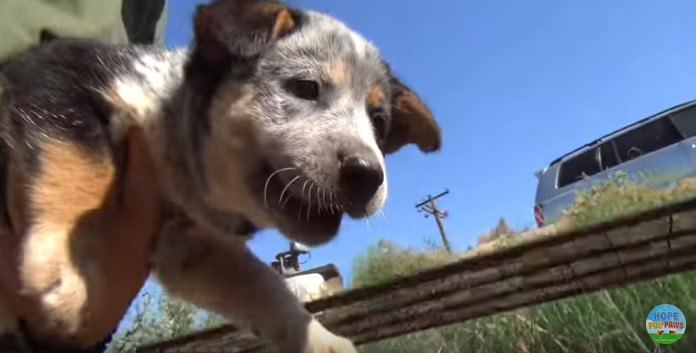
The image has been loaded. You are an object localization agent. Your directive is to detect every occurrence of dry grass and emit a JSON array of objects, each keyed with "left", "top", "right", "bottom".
[{"left": 355, "top": 174, "right": 696, "bottom": 353}]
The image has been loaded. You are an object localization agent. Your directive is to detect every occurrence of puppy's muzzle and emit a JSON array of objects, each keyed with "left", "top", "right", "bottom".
[{"left": 338, "top": 152, "right": 384, "bottom": 218}]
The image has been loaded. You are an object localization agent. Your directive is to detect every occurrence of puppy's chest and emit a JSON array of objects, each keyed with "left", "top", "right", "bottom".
[{"left": 159, "top": 204, "right": 258, "bottom": 242}]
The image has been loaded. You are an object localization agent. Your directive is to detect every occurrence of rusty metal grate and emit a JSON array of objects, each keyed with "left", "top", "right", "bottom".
[{"left": 138, "top": 197, "right": 696, "bottom": 353}]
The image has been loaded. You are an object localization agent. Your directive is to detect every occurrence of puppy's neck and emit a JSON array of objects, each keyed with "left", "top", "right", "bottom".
[
  {"left": 105, "top": 47, "right": 189, "bottom": 143},
  {"left": 105, "top": 47, "right": 259, "bottom": 237}
]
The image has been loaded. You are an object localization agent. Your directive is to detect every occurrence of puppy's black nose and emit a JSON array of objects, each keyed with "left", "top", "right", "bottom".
[{"left": 339, "top": 155, "right": 384, "bottom": 209}]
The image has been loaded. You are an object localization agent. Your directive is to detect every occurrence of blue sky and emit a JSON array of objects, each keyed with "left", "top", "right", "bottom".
[{"left": 160, "top": 0, "right": 696, "bottom": 283}]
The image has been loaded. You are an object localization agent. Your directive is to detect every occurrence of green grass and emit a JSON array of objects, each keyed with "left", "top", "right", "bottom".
[
  {"left": 354, "top": 175, "right": 696, "bottom": 353},
  {"left": 650, "top": 333, "right": 684, "bottom": 345},
  {"left": 358, "top": 273, "right": 695, "bottom": 353}
]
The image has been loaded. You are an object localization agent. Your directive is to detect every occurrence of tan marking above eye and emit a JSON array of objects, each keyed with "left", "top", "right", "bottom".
[
  {"left": 367, "top": 84, "right": 385, "bottom": 106},
  {"left": 325, "top": 61, "right": 349, "bottom": 86}
]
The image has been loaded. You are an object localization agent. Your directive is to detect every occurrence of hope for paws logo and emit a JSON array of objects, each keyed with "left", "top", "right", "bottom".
[{"left": 646, "top": 304, "right": 686, "bottom": 345}]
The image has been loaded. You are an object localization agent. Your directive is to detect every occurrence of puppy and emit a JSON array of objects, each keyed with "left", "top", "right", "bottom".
[{"left": 0, "top": 0, "right": 442, "bottom": 352}]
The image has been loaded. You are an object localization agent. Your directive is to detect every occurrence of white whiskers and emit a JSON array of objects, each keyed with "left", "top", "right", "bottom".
[
  {"left": 305, "top": 183, "right": 315, "bottom": 221},
  {"left": 263, "top": 167, "right": 295, "bottom": 209},
  {"left": 278, "top": 175, "right": 301, "bottom": 207}
]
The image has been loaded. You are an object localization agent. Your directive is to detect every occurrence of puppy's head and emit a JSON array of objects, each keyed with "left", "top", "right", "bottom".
[{"left": 184, "top": 0, "right": 441, "bottom": 245}]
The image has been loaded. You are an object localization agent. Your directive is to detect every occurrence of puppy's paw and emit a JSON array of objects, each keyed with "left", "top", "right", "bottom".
[{"left": 302, "top": 319, "right": 357, "bottom": 353}]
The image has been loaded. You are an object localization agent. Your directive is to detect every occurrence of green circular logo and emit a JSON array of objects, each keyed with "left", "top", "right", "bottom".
[{"left": 646, "top": 304, "right": 686, "bottom": 345}]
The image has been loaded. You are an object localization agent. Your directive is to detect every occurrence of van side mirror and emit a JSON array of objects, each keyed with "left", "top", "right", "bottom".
[{"left": 290, "top": 241, "right": 310, "bottom": 254}]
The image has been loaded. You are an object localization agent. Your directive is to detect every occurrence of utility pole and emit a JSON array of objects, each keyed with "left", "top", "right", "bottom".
[{"left": 416, "top": 189, "right": 452, "bottom": 252}]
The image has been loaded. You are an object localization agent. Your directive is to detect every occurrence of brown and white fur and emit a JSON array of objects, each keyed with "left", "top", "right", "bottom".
[{"left": 0, "top": 0, "right": 442, "bottom": 352}]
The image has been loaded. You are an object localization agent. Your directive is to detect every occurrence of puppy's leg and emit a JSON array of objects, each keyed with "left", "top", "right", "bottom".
[
  {"left": 10, "top": 129, "right": 161, "bottom": 347},
  {"left": 153, "top": 218, "right": 356, "bottom": 353}
]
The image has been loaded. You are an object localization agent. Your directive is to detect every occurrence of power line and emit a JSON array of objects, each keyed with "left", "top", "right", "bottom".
[{"left": 416, "top": 189, "right": 452, "bottom": 252}]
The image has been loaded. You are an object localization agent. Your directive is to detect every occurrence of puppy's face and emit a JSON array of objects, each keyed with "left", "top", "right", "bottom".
[{"left": 187, "top": 0, "right": 441, "bottom": 245}]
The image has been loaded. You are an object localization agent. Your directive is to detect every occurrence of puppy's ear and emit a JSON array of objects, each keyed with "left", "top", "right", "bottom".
[
  {"left": 383, "top": 76, "right": 442, "bottom": 154},
  {"left": 192, "top": 0, "right": 299, "bottom": 67}
]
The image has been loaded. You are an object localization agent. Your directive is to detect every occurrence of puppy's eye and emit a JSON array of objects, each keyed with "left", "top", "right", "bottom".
[
  {"left": 285, "top": 79, "right": 320, "bottom": 100},
  {"left": 368, "top": 107, "right": 388, "bottom": 141}
]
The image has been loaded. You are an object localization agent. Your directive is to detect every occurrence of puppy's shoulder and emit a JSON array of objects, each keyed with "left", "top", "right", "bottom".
[
  {"left": 1, "top": 39, "right": 130, "bottom": 147},
  {"left": 0, "top": 39, "right": 168, "bottom": 207}
]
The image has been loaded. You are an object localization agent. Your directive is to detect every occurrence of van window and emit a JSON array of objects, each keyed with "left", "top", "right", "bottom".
[
  {"left": 557, "top": 148, "right": 600, "bottom": 188},
  {"left": 669, "top": 105, "right": 696, "bottom": 138},
  {"left": 611, "top": 117, "right": 682, "bottom": 162},
  {"left": 599, "top": 142, "right": 620, "bottom": 170},
  {"left": 557, "top": 116, "right": 684, "bottom": 188}
]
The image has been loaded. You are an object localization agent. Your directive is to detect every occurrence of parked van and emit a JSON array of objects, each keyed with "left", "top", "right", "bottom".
[{"left": 534, "top": 100, "right": 696, "bottom": 227}]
